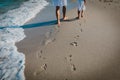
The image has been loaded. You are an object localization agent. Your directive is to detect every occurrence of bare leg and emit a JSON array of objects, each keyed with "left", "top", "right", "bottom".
[
  {"left": 77, "top": 10, "right": 80, "bottom": 19},
  {"left": 62, "top": 6, "right": 67, "bottom": 20},
  {"left": 56, "top": 6, "right": 60, "bottom": 26},
  {"left": 81, "top": 10, "right": 84, "bottom": 18}
]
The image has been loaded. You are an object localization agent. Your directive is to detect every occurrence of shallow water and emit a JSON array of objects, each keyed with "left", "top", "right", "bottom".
[{"left": 0, "top": 0, "right": 28, "bottom": 14}]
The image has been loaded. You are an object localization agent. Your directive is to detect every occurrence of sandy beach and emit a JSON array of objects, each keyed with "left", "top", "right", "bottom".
[{"left": 16, "top": 0, "right": 120, "bottom": 80}]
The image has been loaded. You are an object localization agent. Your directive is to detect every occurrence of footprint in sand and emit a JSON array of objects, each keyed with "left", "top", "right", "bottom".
[
  {"left": 36, "top": 50, "right": 42, "bottom": 58},
  {"left": 80, "top": 28, "right": 83, "bottom": 32},
  {"left": 40, "top": 50, "right": 43, "bottom": 54},
  {"left": 69, "top": 54, "right": 72, "bottom": 58},
  {"left": 37, "top": 50, "right": 47, "bottom": 60},
  {"left": 74, "top": 35, "right": 79, "bottom": 40},
  {"left": 70, "top": 64, "right": 76, "bottom": 71},
  {"left": 34, "top": 70, "right": 43, "bottom": 76},
  {"left": 41, "top": 64, "right": 47, "bottom": 70},
  {"left": 65, "top": 57, "right": 71, "bottom": 62},
  {"left": 70, "top": 42, "right": 78, "bottom": 47},
  {"left": 64, "top": 78, "right": 68, "bottom": 80},
  {"left": 65, "top": 54, "right": 72, "bottom": 62},
  {"left": 33, "top": 64, "right": 47, "bottom": 76},
  {"left": 65, "top": 55, "right": 77, "bottom": 72}
]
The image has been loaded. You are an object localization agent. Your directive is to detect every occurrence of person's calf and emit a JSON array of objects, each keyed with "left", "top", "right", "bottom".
[
  {"left": 81, "top": 10, "right": 84, "bottom": 18},
  {"left": 56, "top": 6, "right": 61, "bottom": 26},
  {"left": 56, "top": 6, "right": 60, "bottom": 19},
  {"left": 77, "top": 10, "right": 80, "bottom": 19},
  {"left": 62, "top": 6, "right": 68, "bottom": 20}
]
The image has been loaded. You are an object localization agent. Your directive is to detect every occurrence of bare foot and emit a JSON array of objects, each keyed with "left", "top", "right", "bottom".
[
  {"left": 81, "top": 14, "right": 83, "bottom": 18},
  {"left": 63, "top": 16, "right": 68, "bottom": 20},
  {"left": 58, "top": 21, "right": 60, "bottom": 27},
  {"left": 76, "top": 16, "right": 80, "bottom": 19}
]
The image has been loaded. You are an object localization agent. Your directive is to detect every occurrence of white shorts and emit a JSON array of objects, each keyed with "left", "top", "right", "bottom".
[
  {"left": 78, "top": 0, "right": 86, "bottom": 11},
  {"left": 52, "top": 0, "right": 67, "bottom": 6}
]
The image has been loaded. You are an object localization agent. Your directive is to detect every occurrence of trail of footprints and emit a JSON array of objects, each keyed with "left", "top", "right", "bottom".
[
  {"left": 65, "top": 54, "right": 76, "bottom": 71},
  {"left": 34, "top": 23, "right": 84, "bottom": 76},
  {"left": 70, "top": 19, "right": 85, "bottom": 46},
  {"left": 36, "top": 50, "right": 46, "bottom": 60},
  {"left": 70, "top": 27, "right": 83, "bottom": 47},
  {"left": 70, "top": 34, "right": 80, "bottom": 47},
  {"left": 68, "top": 22, "right": 85, "bottom": 71},
  {"left": 34, "top": 49, "right": 48, "bottom": 76}
]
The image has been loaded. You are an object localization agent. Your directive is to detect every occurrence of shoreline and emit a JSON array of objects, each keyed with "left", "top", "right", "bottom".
[{"left": 17, "top": 0, "right": 120, "bottom": 80}]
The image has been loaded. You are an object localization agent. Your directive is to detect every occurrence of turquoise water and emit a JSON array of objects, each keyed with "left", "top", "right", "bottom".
[
  {"left": 0, "top": 0, "right": 28, "bottom": 14},
  {"left": 0, "top": 0, "right": 77, "bottom": 16}
]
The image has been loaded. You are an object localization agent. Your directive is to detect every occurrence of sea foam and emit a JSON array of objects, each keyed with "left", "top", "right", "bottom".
[
  {"left": 0, "top": 28, "right": 26, "bottom": 80},
  {"left": 0, "top": 0, "right": 49, "bottom": 80},
  {"left": 0, "top": 0, "right": 49, "bottom": 27}
]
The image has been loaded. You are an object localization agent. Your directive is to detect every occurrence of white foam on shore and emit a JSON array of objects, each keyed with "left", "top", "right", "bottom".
[
  {"left": 0, "top": 0, "right": 49, "bottom": 80},
  {"left": 0, "top": 28, "right": 26, "bottom": 80},
  {"left": 0, "top": 0, "right": 49, "bottom": 27}
]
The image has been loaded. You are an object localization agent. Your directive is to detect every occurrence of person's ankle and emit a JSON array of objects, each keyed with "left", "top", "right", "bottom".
[
  {"left": 57, "top": 21, "right": 60, "bottom": 27},
  {"left": 81, "top": 14, "right": 83, "bottom": 18},
  {"left": 63, "top": 16, "right": 68, "bottom": 20},
  {"left": 76, "top": 16, "right": 80, "bottom": 19}
]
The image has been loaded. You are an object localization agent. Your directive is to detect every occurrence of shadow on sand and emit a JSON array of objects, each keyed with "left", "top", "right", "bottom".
[
  {"left": 0, "top": 18, "right": 78, "bottom": 29},
  {"left": 0, "top": 20, "right": 57, "bottom": 29}
]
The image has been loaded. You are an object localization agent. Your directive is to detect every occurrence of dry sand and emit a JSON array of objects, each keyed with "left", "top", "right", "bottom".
[{"left": 17, "top": 0, "right": 120, "bottom": 80}]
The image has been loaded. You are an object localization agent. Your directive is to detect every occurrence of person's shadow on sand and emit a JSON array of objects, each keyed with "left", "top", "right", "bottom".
[
  {"left": 0, "top": 20, "right": 57, "bottom": 29},
  {"left": 0, "top": 18, "right": 78, "bottom": 29}
]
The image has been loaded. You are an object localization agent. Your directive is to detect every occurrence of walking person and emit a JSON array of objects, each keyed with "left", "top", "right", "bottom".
[
  {"left": 53, "top": 0, "right": 68, "bottom": 27},
  {"left": 77, "top": 0, "right": 86, "bottom": 19}
]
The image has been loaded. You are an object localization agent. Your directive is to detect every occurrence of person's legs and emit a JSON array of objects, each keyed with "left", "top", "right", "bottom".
[
  {"left": 77, "top": 10, "right": 81, "bottom": 19},
  {"left": 77, "top": 1, "right": 85, "bottom": 19},
  {"left": 81, "top": 10, "right": 84, "bottom": 18},
  {"left": 56, "top": 6, "right": 60, "bottom": 26},
  {"left": 62, "top": 6, "right": 67, "bottom": 20}
]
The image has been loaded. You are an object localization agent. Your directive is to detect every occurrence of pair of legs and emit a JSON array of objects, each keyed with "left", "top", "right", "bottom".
[
  {"left": 77, "top": 10, "right": 84, "bottom": 19},
  {"left": 56, "top": 6, "right": 67, "bottom": 26},
  {"left": 77, "top": 0, "right": 86, "bottom": 19}
]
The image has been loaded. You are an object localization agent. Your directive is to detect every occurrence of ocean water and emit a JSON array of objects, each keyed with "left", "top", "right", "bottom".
[
  {"left": 0, "top": 0, "right": 28, "bottom": 14},
  {"left": 0, "top": 0, "right": 49, "bottom": 80},
  {"left": 0, "top": 0, "right": 77, "bottom": 80}
]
